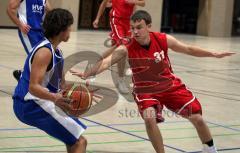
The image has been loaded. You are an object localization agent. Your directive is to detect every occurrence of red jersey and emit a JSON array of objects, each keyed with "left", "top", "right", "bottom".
[
  {"left": 127, "top": 32, "right": 183, "bottom": 94},
  {"left": 110, "top": 0, "right": 134, "bottom": 19}
]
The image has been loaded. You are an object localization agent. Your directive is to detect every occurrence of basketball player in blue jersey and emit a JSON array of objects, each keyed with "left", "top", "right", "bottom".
[
  {"left": 7, "top": 0, "right": 51, "bottom": 81},
  {"left": 12, "top": 8, "right": 88, "bottom": 153}
]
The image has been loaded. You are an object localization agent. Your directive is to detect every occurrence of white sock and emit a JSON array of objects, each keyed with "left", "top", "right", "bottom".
[{"left": 202, "top": 144, "right": 218, "bottom": 153}]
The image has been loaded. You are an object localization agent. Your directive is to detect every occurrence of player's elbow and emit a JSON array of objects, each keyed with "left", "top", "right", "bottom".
[
  {"left": 29, "top": 83, "right": 39, "bottom": 96},
  {"left": 29, "top": 84, "right": 35, "bottom": 94},
  {"left": 137, "top": 2, "right": 145, "bottom": 7},
  {"left": 29, "top": 82, "right": 35, "bottom": 92},
  {"left": 140, "top": 2, "right": 146, "bottom": 7},
  {"left": 139, "top": 0, "right": 146, "bottom": 7}
]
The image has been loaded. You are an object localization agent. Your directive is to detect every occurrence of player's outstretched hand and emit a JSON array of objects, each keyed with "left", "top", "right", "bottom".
[
  {"left": 213, "top": 52, "right": 236, "bottom": 58},
  {"left": 69, "top": 68, "right": 87, "bottom": 80}
]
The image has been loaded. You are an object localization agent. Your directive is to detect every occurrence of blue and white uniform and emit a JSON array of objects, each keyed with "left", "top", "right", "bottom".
[
  {"left": 13, "top": 39, "right": 87, "bottom": 145},
  {"left": 17, "top": 0, "right": 46, "bottom": 54}
]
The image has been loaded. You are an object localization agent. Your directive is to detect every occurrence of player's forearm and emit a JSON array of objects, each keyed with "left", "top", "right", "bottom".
[
  {"left": 84, "top": 59, "right": 110, "bottom": 78},
  {"left": 186, "top": 46, "right": 215, "bottom": 57},
  {"left": 135, "top": 0, "right": 145, "bottom": 7},
  {"left": 29, "top": 84, "right": 56, "bottom": 102},
  {"left": 95, "top": 1, "right": 108, "bottom": 20},
  {"left": 84, "top": 46, "right": 127, "bottom": 78}
]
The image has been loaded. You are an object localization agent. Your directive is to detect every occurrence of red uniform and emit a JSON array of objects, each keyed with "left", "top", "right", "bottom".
[
  {"left": 109, "top": 0, "right": 134, "bottom": 46},
  {"left": 127, "top": 32, "right": 202, "bottom": 122}
]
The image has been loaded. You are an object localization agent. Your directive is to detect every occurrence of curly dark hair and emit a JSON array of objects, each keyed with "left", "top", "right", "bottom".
[
  {"left": 43, "top": 8, "right": 74, "bottom": 38},
  {"left": 131, "top": 10, "right": 152, "bottom": 25}
]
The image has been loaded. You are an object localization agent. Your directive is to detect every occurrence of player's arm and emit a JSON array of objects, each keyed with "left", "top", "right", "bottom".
[
  {"left": 7, "top": 0, "right": 31, "bottom": 34},
  {"left": 29, "top": 48, "right": 57, "bottom": 102},
  {"left": 93, "top": 0, "right": 109, "bottom": 28},
  {"left": 125, "top": 0, "right": 145, "bottom": 7},
  {"left": 167, "top": 35, "right": 235, "bottom": 58},
  {"left": 71, "top": 45, "right": 127, "bottom": 78},
  {"left": 60, "top": 70, "right": 67, "bottom": 90},
  {"left": 7, "top": 0, "right": 21, "bottom": 27},
  {"left": 45, "top": 0, "right": 52, "bottom": 13},
  {"left": 29, "top": 48, "right": 72, "bottom": 110},
  {"left": 101, "top": 45, "right": 118, "bottom": 58}
]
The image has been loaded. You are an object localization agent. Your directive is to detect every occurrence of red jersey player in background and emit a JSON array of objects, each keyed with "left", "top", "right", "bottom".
[
  {"left": 93, "top": 0, "right": 145, "bottom": 94},
  {"left": 72, "top": 10, "right": 235, "bottom": 153}
]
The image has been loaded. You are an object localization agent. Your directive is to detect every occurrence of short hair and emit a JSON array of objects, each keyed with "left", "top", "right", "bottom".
[
  {"left": 130, "top": 10, "right": 152, "bottom": 25},
  {"left": 43, "top": 8, "right": 74, "bottom": 38}
]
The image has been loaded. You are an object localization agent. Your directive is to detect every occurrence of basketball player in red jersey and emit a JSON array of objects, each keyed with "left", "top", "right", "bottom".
[
  {"left": 93, "top": 0, "right": 145, "bottom": 94},
  {"left": 72, "top": 10, "right": 235, "bottom": 153}
]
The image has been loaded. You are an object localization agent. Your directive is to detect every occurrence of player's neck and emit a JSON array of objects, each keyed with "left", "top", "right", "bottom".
[
  {"left": 138, "top": 35, "right": 151, "bottom": 46},
  {"left": 48, "top": 38, "right": 61, "bottom": 51}
]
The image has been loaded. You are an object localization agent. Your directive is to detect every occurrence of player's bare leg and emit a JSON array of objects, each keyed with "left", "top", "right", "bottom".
[
  {"left": 66, "top": 145, "right": 71, "bottom": 153},
  {"left": 188, "top": 114, "right": 212, "bottom": 142},
  {"left": 117, "top": 52, "right": 129, "bottom": 93},
  {"left": 188, "top": 114, "right": 218, "bottom": 153},
  {"left": 143, "top": 107, "right": 165, "bottom": 153},
  {"left": 68, "top": 136, "right": 87, "bottom": 153}
]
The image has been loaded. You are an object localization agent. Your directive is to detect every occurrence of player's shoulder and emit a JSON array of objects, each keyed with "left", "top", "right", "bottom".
[{"left": 150, "top": 32, "right": 167, "bottom": 39}]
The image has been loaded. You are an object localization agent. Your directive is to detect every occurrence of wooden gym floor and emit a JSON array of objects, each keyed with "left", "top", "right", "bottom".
[{"left": 0, "top": 29, "right": 240, "bottom": 153}]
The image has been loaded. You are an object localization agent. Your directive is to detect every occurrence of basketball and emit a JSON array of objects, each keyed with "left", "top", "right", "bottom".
[{"left": 62, "top": 83, "right": 93, "bottom": 117}]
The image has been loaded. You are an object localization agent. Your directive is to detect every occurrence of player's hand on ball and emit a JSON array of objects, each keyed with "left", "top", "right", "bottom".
[{"left": 54, "top": 93, "right": 73, "bottom": 113}]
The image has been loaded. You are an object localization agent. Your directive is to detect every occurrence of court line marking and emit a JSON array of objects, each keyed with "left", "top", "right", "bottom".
[
  {"left": 1, "top": 121, "right": 240, "bottom": 132},
  {"left": 0, "top": 64, "right": 16, "bottom": 70},
  {"left": 188, "top": 147, "right": 240, "bottom": 153},
  {"left": 1, "top": 138, "right": 240, "bottom": 152},
  {"left": 0, "top": 89, "right": 12, "bottom": 96},
  {"left": 0, "top": 128, "right": 240, "bottom": 140},
  {"left": 81, "top": 117, "right": 187, "bottom": 153},
  {"left": 193, "top": 90, "right": 240, "bottom": 102},
  {"left": 0, "top": 121, "right": 187, "bottom": 131},
  {"left": 207, "top": 121, "right": 240, "bottom": 132}
]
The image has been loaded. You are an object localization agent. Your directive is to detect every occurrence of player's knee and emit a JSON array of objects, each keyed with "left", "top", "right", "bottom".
[
  {"left": 76, "top": 136, "right": 87, "bottom": 148},
  {"left": 188, "top": 114, "right": 205, "bottom": 127},
  {"left": 144, "top": 117, "right": 157, "bottom": 129},
  {"left": 142, "top": 107, "right": 158, "bottom": 128}
]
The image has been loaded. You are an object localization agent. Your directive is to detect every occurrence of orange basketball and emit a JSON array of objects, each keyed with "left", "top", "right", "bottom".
[{"left": 62, "top": 83, "right": 92, "bottom": 117}]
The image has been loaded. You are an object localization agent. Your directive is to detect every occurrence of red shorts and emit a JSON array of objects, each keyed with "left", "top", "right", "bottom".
[
  {"left": 133, "top": 85, "right": 202, "bottom": 122},
  {"left": 109, "top": 16, "right": 132, "bottom": 46}
]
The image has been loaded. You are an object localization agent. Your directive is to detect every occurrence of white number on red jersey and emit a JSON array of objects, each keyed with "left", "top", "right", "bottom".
[{"left": 154, "top": 51, "right": 165, "bottom": 63}]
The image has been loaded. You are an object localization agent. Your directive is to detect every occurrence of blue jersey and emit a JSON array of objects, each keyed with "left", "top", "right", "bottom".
[
  {"left": 18, "top": 0, "right": 46, "bottom": 30},
  {"left": 13, "top": 39, "right": 87, "bottom": 145},
  {"left": 13, "top": 38, "right": 64, "bottom": 100}
]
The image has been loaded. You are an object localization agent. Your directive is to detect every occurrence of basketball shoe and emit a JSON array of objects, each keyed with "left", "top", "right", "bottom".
[
  {"left": 202, "top": 144, "right": 218, "bottom": 153},
  {"left": 13, "top": 70, "right": 22, "bottom": 81}
]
